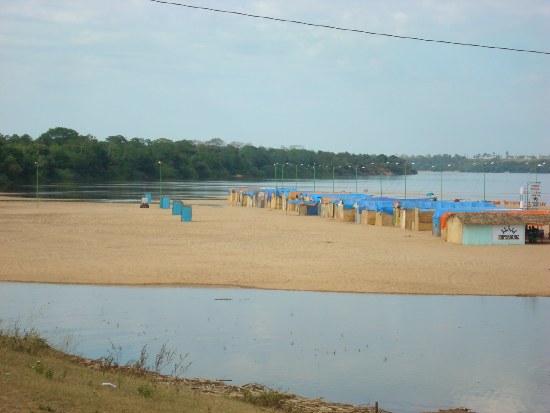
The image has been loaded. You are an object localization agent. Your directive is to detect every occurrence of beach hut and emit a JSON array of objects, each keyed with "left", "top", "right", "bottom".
[
  {"left": 272, "top": 190, "right": 284, "bottom": 210},
  {"left": 296, "top": 202, "right": 319, "bottom": 216},
  {"left": 336, "top": 202, "right": 356, "bottom": 223},
  {"left": 228, "top": 188, "right": 238, "bottom": 205},
  {"left": 375, "top": 211, "right": 393, "bottom": 226},
  {"left": 413, "top": 208, "right": 434, "bottom": 231},
  {"left": 444, "top": 211, "right": 550, "bottom": 245},
  {"left": 398, "top": 208, "right": 415, "bottom": 230},
  {"left": 360, "top": 209, "right": 377, "bottom": 225},
  {"left": 319, "top": 198, "right": 338, "bottom": 219},
  {"left": 257, "top": 191, "right": 266, "bottom": 208}
]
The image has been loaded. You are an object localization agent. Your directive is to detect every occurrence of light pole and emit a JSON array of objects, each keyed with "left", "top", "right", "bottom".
[
  {"left": 536, "top": 162, "right": 546, "bottom": 182},
  {"left": 483, "top": 161, "right": 494, "bottom": 202},
  {"left": 354, "top": 165, "right": 358, "bottom": 193},
  {"left": 440, "top": 168, "right": 443, "bottom": 201},
  {"left": 282, "top": 162, "right": 287, "bottom": 188},
  {"left": 295, "top": 163, "right": 298, "bottom": 188},
  {"left": 381, "top": 164, "right": 387, "bottom": 197},
  {"left": 332, "top": 165, "right": 336, "bottom": 192},
  {"left": 430, "top": 165, "right": 436, "bottom": 199},
  {"left": 440, "top": 164, "right": 451, "bottom": 201},
  {"left": 371, "top": 162, "right": 383, "bottom": 197},
  {"left": 35, "top": 161, "right": 39, "bottom": 207},
  {"left": 274, "top": 163, "right": 278, "bottom": 189},
  {"left": 313, "top": 163, "right": 316, "bottom": 191},
  {"left": 158, "top": 160, "right": 162, "bottom": 200},
  {"left": 404, "top": 162, "right": 414, "bottom": 199}
]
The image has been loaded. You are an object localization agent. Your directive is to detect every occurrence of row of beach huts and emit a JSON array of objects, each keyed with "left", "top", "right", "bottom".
[{"left": 229, "top": 187, "right": 550, "bottom": 245}]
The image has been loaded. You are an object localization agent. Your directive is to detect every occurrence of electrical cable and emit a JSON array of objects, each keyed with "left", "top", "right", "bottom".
[{"left": 149, "top": 0, "right": 550, "bottom": 55}]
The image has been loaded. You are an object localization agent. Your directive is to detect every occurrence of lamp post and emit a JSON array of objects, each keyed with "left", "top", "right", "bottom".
[
  {"left": 274, "top": 163, "right": 278, "bottom": 189},
  {"left": 282, "top": 162, "right": 287, "bottom": 188},
  {"left": 440, "top": 168, "right": 443, "bottom": 201},
  {"left": 158, "top": 161, "right": 162, "bottom": 200},
  {"left": 371, "top": 162, "right": 382, "bottom": 197},
  {"left": 483, "top": 161, "right": 494, "bottom": 202},
  {"left": 440, "top": 164, "right": 451, "bottom": 201},
  {"left": 295, "top": 163, "right": 298, "bottom": 188},
  {"left": 313, "top": 163, "right": 316, "bottom": 191},
  {"left": 332, "top": 165, "right": 336, "bottom": 192},
  {"left": 354, "top": 165, "right": 358, "bottom": 193},
  {"left": 35, "top": 161, "right": 39, "bottom": 207},
  {"left": 536, "top": 162, "right": 546, "bottom": 182}
]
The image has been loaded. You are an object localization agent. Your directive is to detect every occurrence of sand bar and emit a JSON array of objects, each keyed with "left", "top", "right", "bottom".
[{"left": 0, "top": 197, "right": 548, "bottom": 296}]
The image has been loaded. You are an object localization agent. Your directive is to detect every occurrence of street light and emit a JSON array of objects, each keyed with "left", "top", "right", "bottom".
[
  {"left": 282, "top": 162, "right": 288, "bottom": 188},
  {"left": 295, "top": 163, "right": 299, "bottom": 188},
  {"left": 483, "top": 161, "right": 494, "bottom": 202},
  {"left": 332, "top": 165, "right": 336, "bottom": 192},
  {"left": 313, "top": 163, "right": 316, "bottom": 191},
  {"left": 354, "top": 166, "right": 366, "bottom": 193},
  {"left": 536, "top": 162, "right": 546, "bottom": 182},
  {"left": 274, "top": 163, "right": 278, "bottom": 189},
  {"left": 158, "top": 160, "right": 162, "bottom": 200},
  {"left": 34, "top": 161, "right": 39, "bottom": 207},
  {"left": 371, "top": 162, "right": 383, "bottom": 197},
  {"left": 440, "top": 164, "right": 451, "bottom": 201}
]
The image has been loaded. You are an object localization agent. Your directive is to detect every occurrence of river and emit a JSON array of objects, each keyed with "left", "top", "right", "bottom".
[
  {"left": 5, "top": 171, "right": 550, "bottom": 204},
  {"left": 1, "top": 283, "right": 549, "bottom": 413}
]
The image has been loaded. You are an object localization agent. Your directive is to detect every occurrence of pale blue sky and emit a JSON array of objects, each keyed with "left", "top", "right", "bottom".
[{"left": 1, "top": 0, "right": 549, "bottom": 156}]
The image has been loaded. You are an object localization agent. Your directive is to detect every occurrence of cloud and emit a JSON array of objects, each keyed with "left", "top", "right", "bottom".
[
  {"left": 0, "top": 0, "right": 548, "bottom": 155},
  {"left": 1, "top": 0, "right": 98, "bottom": 24}
]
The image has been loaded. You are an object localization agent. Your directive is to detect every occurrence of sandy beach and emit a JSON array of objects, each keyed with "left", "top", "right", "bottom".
[{"left": 0, "top": 196, "right": 548, "bottom": 296}]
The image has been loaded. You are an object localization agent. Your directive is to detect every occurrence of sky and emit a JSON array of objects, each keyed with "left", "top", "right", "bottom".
[{"left": 0, "top": 0, "right": 549, "bottom": 156}]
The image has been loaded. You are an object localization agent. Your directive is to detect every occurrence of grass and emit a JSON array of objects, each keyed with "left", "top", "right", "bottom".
[
  {"left": 242, "top": 388, "right": 293, "bottom": 409},
  {"left": 0, "top": 325, "right": 278, "bottom": 413}
]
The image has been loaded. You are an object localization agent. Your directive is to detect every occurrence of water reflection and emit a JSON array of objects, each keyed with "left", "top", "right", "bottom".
[
  {"left": 1, "top": 283, "right": 549, "bottom": 413},
  {"left": 6, "top": 171, "right": 550, "bottom": 203}
]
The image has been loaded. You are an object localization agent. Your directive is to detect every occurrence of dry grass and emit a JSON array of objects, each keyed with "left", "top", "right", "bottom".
[
  {"left": 0, "top": 327, "right": 470, "bottom": 413},
  {"left": 0, "top": 328, "right": 275, "bottom": 413}
]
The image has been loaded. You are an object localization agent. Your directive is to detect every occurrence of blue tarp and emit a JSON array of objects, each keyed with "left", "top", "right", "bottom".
[
  {"left": 432, "top": 204, "right": 499, "bottom": 229},
  {"left": 231, "top": 189, "right": 499, "bottom": 225}
]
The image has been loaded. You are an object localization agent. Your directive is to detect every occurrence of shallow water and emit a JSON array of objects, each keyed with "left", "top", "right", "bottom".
[{"left": 1, "top": 283, "right": 549, "bottom": 413}]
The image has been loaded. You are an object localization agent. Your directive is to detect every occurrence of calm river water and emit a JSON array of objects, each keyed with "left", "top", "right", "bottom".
[
  {"left": 7, "top": 171, "right": 550, "bottom": 204},
  {"left": 1, "top": 283, "right": 549, "bottom": 413}
]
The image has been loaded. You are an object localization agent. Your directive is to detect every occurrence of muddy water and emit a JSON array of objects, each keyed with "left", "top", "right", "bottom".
[{"left": 1, "top": 283, "right": 549, "bottom": 413}]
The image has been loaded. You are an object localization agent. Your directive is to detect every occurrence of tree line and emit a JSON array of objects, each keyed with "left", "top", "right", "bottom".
[
  {"left": 404, "top": 154, "right": 549, "bottom": 173},
  {"left": 0, "top": 127, "right": 411, "bottom": 189},
  {"left": 1, "top": 127, "right": 547, "bottom": 189}
]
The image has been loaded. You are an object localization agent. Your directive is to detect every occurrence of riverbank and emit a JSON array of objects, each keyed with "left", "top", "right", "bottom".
[
  {"left": 3, "top": 328, "right": 478, "bottom": 413},
  {"left": 0, "top": 197, "right": 548, "bottom": 296}
]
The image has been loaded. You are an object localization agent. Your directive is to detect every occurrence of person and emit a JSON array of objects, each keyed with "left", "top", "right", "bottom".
[{"left": 526, "top": 226, "right": 538, "bottom": 243}]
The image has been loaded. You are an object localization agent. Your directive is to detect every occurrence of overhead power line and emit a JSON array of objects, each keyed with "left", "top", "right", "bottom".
[{"left": 149, "top": 0, "right": 549, "bottom": 55}]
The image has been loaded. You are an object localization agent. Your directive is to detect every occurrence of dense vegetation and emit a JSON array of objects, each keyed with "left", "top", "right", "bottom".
[
  {"left": 1, "top": 127, "right": 548, "bottom": 189},
  {"left": 0, "top": 127, "right": 409, "bottom": 189}
]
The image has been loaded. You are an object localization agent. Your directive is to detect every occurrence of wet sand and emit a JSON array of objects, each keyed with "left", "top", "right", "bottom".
[{"left": 1, "top": 197, "right": 548, "bottom": 296}]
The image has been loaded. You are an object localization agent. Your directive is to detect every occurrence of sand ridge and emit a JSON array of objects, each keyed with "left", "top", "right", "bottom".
[{"left": 0, "top": 197, "right": 548, "bottom": 296}]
